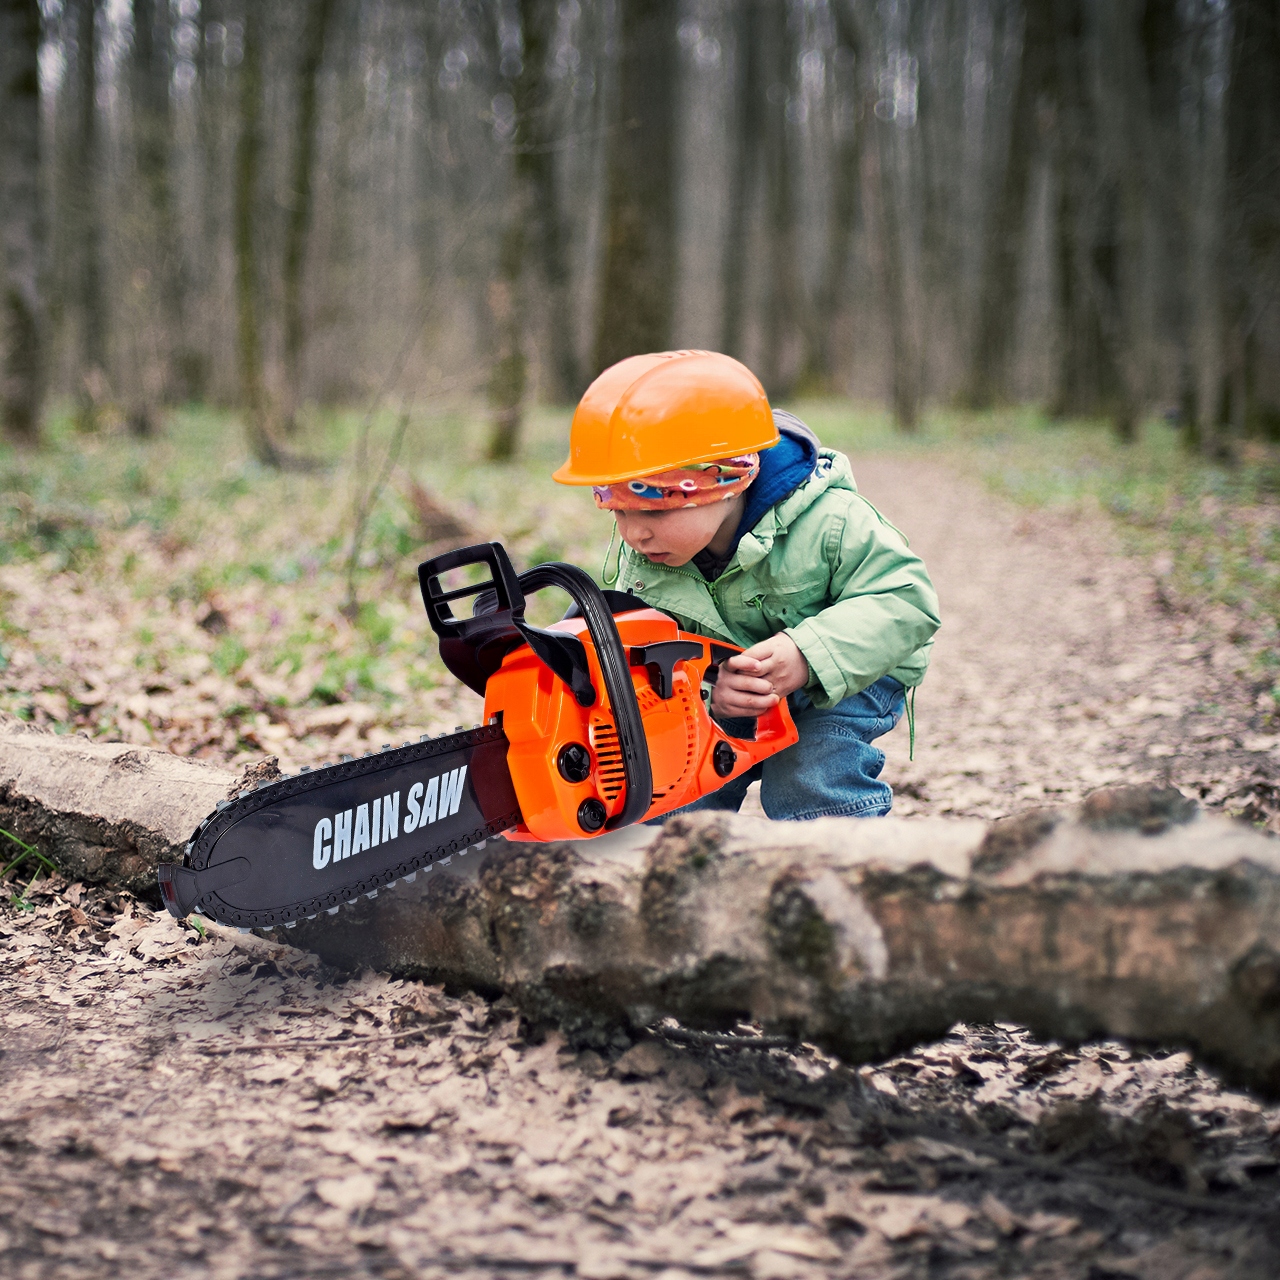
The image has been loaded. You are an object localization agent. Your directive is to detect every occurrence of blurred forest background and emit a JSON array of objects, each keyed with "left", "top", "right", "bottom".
[{"left": 1, "top": 0, "right": 1278, "bottom": 458}]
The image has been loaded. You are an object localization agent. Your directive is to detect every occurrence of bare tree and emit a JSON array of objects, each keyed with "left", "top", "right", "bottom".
[
  {"left": 282, "top": 0, "right": 338, "bottom": 431},
  {"left": 758, "top": 0, "right": 802, "bottom": 397},
  {"left": 233, "top": 2, "right": 277, "bottom": 465},
  {"left": 866, "top": 0, "right": 925, "bottom": 432},
  {"left": 720, "top": 0, "right": 765, "bottom": 364},
  {"left": 486, "top": 0, "right": 566, "bottom": 461},
  {"left": 593, "top": 0, "right": 679, "bottom": 374},
  {"left": 1221, "top": 0, "right": 1280, "bottom": 440},
  {"left": 962, "top": 0, "right": 1054, "bottom": 409},
  {"left": 804, "top": 2, "right": 865, "bottom": 393},
  {"left": 0, "top": 0, "right": 42, "bottom": 442},
  {"left": 130, "top": 0, "right": 186, "bottom": 429},
  {"left": 70, "top": 0, "right": 107, "bottom": 429}
]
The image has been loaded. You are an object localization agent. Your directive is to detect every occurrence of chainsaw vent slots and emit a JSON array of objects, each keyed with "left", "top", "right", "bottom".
[{"left": 589, "top": 718, "right": 627, "bottom": 801}]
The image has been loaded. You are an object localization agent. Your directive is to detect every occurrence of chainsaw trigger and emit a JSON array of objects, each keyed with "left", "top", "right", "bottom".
[{"left": 629, "top": 640, "right": 703, "bottom": 700}]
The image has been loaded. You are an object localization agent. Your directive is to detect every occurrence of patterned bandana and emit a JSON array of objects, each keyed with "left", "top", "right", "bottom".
[{"left": 592, "top": 454, "right": 760, "bottom": 511}]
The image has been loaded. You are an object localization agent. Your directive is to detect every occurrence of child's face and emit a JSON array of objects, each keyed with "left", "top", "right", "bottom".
[{"left": 613, "top": 499, "right": 740, "bottom": 567}]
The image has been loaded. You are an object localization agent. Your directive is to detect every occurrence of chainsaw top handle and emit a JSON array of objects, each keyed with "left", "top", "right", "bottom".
[{"left": 418, "top": 543, "right": 654, "bottom": 831}]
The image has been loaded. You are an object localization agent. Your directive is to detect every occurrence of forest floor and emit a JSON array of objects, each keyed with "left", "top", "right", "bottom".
[{"left": 4, "top": 407, "right": 1280, "bottom": 1276}]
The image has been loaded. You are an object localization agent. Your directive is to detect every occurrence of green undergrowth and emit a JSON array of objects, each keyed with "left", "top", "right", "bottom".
[{"left": 3, "top": 398, "right": 1278, "bottom": 740}]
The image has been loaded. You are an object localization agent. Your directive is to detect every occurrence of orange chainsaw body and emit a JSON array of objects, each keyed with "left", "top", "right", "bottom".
[{"left": 483, "top": 605, "right": 798, "bottom": 841}]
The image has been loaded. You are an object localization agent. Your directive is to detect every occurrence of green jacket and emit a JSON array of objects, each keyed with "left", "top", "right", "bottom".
[{"left": 605, "top": 447, "right": 940, "bottom": 708}]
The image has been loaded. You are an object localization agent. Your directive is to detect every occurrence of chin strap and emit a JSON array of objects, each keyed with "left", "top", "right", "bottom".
[{"left": 601, "top": 524, "right": 622, "bottom": 587}]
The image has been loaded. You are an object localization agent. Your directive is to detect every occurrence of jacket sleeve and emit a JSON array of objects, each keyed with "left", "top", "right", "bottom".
[{"left": 784, "top": 494, "right": 940, "bottom": 708}]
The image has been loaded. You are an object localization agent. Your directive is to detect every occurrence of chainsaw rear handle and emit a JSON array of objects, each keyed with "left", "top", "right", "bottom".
[
  {"left": 702, "top": 642, "right": 799, "bottom": 770},
  {"left": 419, "top": 543, "right": 653, "bottom": 831}
]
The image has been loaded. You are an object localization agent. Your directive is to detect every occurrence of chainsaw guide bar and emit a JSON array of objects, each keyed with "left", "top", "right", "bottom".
[{"left": 158, "top": 723, "right": 521, "bottom": 930}]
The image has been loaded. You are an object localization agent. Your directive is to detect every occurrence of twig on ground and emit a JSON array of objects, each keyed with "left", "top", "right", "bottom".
[
  {"left": 194, "top": 1023, "right": 436, "bottom": 1056},
  {"left": 654, "top": 1025, "right": 801, "bottom": 1052}
]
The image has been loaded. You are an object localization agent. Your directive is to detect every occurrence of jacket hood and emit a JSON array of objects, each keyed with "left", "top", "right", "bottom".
[{"left": 730, "top": 420, "right": 855, "bottom": 573}]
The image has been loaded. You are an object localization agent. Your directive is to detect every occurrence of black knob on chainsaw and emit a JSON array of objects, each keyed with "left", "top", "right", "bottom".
[
  {"left": 713, "top": 740, "right": 737, "bottom": 777},
  {"left": 577, "top": 798, "right": 607, "bottom": 833},
  {"left": 557, "top": 743, "right": 592, "bottom": 784}
]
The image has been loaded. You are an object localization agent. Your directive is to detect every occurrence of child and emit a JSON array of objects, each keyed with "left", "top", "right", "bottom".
[{"left": 553, "top": 350, "right": 939, "bottom": 820}]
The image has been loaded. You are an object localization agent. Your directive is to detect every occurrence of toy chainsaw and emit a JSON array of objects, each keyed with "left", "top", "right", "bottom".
[{"left": 158, "top": 542, "right": 798, "bottom": 929}]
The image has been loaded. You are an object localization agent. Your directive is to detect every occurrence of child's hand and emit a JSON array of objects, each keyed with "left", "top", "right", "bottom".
[{"left": 711, "top": 634, "right": 810, "bottom": 719}]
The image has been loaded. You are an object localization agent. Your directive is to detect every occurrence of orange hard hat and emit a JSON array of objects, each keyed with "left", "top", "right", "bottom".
[{"left": 553, "top": 350, "right": 778, "bottom": 486}]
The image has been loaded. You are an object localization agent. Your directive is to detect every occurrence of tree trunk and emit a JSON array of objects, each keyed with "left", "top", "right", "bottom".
[
  {"left": 758, "top": 0, "right": 801, "bottom": 398},
  {"left": 1221, "top": 0, "right": 1280, "bottom": 441},
  {"left": 803, "top": 1, "right": 864, "bottom": 395},
  {"left": 282, "top": 0, "right": 337, "bottom": 431},
  {"left": 962, "top": 0, "right": 1054, "bottom": 410},
  {"left": 71, "top": 0, "right": 108, "bottom": 431},
  {"left": 0, "top": 0, "right": 42, "bottom": 442},
  {"left": 130, "top": 0, "right": 187, "bottom": 431},
  {"left": 720, "top": 0, "right": 764, "bottom": 363},
  {"left": 485, "top": 0, "right": 563, "bottom": 461},
  {"left": 592, "top": 0, "right": 678, "bottom": 375},
  {"left": 872, "top": 114, "right": 922, "bottom": 432},
  {"left": 233, "top": 3, "right": 278, "bottom": 467},
  {"left": 1047, "top": 0, "right": 1138, "bottom": 438},
  {"left": 520, "top": 0, "right": 579, "bottom": 405}
]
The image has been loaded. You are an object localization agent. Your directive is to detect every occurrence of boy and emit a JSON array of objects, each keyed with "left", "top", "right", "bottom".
[{"left": 553, "top": 350, "right": 939, "bottom": 820}]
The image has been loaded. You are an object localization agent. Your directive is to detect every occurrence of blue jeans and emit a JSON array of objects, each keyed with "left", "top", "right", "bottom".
[{"left": 660, "top": 676, "right": 906, "bottom": 822}]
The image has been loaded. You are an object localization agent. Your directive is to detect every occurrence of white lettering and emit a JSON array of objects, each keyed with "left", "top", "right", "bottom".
[
  {"left": 313, "top": 817, "right": 332, "bottom": 870},
  {"left": 334, "top": 809, "right": 352, "bottom": 860},
  {"left": 353, "top": 803, "right": 371, "bottom": 855},
  {"left": 371, "top": 797, "right": 382, "bottom": 848},
  {"left": 405, "top": 782, "right": 423, "bottom": 833},
  {"left": 382, "top": 791, "right": 400, "bottom": 843},
  {"left": 421, "top": 776, "right": 439, "bottom": 826},
  {"left": 440, "top": 766, "right": 468, "bottom": 818}
]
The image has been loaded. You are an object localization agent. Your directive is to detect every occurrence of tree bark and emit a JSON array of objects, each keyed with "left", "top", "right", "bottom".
[
  {"left": 1046, "top": 0, "right": 1137, "bottom": 439},
  {"left": 485, "top": 0, "right": 563, "bottom": 461},
  {"left": 758, "top": 0, "right": 801, "bottom": 399},
  {"left": 282, "top": 0, "right": 337, "bottom": 431},
  {"left": 291, "top": 792, "right": 1280, "bottom": 1100},
  {"left": 802, "top": 1, "right": 864, "bottom": 395},
  {"left": 961, "top": 0, "right": 1055, "bottom": 410},
  {"left": 1221, "top": 0, "right": 1280, "bottom": 441},
  {"left": 0, "top": 720, "right": 236, "bottom": 896},
  {"left": 233, "top": 3, "right": 279, "bottom": 467},
  {"left": 519, "top": 0, "right": 580, "bottom": 406},
  {"left": 872, "top": 116, "right": 922, "bottom": 432},
  {"left": 592, "top": 0, "right": 678, "bottom": 375},
  {"left": 0, "top": 0, "right": 42, "bottom": 442},
  {"left": 130, "top": 0, "right": 186, "bottom": 429},
  {"left": 719, "top": 0, "right": 764, "bottom": 364},
  {"left": 71, "top": 0, "right": 108, "bottom": 430},
  {"left": 5, "top": 720, "right": 1280, "bottom": 1099}
]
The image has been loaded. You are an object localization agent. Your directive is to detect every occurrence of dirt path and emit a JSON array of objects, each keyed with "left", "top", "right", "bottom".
[
  {"left": 3, "top": 457, "right": 1280, "bottom": 1279},
  {"left": 852, "top": 457, "right": 1274, "bottom": 823}
]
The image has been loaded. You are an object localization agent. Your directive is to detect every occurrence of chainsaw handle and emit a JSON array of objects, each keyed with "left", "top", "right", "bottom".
[
  {"left": 419, "top": 542, "right": 525, "bottom": 632},
  {"left": 517, "top": 561, "right": 653, "bottom": 830},
  {"left": 722, "top": 696, "right": 797, "bottom": 765}
]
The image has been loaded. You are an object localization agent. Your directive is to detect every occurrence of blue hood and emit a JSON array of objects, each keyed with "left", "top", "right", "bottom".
[{"left": 729, "top": 409, "right": 819, "bottom": 555}]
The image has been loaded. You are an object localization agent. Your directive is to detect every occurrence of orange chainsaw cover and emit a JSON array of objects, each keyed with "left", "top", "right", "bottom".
[{"left": 482, "top": 605, "right": 798, "bottom": 841}]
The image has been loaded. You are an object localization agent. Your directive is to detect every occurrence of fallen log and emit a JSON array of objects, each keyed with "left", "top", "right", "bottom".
[
  {"left": 0, "top": 719, "right": 236, "bottom": 894},
  {"left": 288, "top": 792, "right": 1280, "bottom": 1097},
  {"left": 4, "top": 722, "right": 1280, "bottom": 1095}
]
